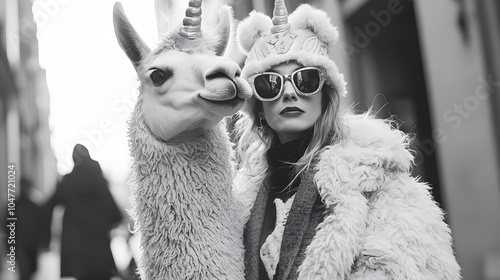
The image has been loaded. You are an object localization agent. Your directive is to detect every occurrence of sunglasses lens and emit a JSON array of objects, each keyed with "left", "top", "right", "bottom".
[
  {"left": 293, "top": 69, "right": 321, "bottom": 94},
  {"left": 254, "top": 74, "right": 282, "bottom": 100}
]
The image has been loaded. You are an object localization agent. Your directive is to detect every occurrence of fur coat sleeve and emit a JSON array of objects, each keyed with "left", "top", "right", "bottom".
[{"left": 299, "top": 114, "right": 461, "bottom": 279}]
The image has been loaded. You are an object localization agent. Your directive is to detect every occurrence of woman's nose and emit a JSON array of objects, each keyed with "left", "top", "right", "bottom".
[{"left": 282, "top": 80, "right": 298, "bottom": 101}]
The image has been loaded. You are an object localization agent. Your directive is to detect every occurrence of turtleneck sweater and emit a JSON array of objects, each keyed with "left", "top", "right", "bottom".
[{"left": 259, "top": 132, "right": 313, "bottom": 279}]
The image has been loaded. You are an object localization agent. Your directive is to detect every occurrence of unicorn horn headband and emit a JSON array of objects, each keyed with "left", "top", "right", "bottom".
[
  {"left": 179, "top": 0, "right": 202, "bottom": 39},
  {"left": 271, "top": 0, "right": 291, "bottom": 34}
]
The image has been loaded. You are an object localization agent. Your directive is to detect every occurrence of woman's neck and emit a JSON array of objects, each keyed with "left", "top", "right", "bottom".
[
  {"left": 276, "top": 130, "right": 310, "bottom": 144},
  {"left": 267, "top": 130, "right": 313, "bottom": 167}
]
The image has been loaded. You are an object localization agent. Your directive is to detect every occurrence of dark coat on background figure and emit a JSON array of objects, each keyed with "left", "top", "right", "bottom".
[
  {"left": 45, "top": 144, "right": 122, "bottom": 280},
  {"left": 5, "top": 178, "right": 44, "bottom": 280}
]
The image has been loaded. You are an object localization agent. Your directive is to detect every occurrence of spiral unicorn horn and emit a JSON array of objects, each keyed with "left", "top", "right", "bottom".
[
  {"left": 271, "top": 0, "right": 291, "bottom": 34},
  {"left": 179, "top": 0, "right": 203, "bottom": 39}
]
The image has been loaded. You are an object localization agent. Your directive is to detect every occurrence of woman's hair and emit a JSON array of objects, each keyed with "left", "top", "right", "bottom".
[{"left": 235, "top": 81, "right": 346, "bottom": 180}]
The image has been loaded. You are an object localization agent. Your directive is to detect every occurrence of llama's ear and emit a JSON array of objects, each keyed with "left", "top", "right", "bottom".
[
  {"left": 213, "top": 5, "right": 232, "bottom": 56},
  {"left": 155, "top": 0, "right": 172, "bottom": 39},
  {"left": 113, "top": 2, "right": 151, "bottom": 71}
]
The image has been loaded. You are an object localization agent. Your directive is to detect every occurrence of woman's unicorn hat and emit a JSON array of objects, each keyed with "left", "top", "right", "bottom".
[{"left": 237, "top": 0, "right": 347, "bottom": 97}]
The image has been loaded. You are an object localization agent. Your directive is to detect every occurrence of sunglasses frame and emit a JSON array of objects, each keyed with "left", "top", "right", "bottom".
[{"left": 249, "top": 66, "right": 327, "bottom": 102}]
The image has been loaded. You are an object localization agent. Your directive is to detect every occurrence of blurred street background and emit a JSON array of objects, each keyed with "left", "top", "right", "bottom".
[{"left": 0, "top": 0, "right": 499, "bottom": 279}]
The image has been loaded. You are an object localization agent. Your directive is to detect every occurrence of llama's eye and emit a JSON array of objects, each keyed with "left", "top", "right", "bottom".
[{"left": 150, "top": 69, "right": 171, "bottom": 86}]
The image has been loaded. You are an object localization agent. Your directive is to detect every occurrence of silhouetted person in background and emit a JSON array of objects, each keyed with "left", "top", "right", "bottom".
[
  {"left": 5, "top": 178, "right": 44, "bottom": 280},
  {"left": 44, "top": 144, "right": 122, "bottom": 280}
]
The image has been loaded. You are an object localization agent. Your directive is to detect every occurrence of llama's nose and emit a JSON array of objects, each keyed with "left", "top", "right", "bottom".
[
  {"left": 204, "top": 61, "right": 242, "bottom": 101},
  {"left": 205, "top": 61, "right": 240, "bottom": 82}
]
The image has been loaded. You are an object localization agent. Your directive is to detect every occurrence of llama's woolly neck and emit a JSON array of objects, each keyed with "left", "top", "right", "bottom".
[{"left": 128, "top": 97, "right": 244, "bottom": 279}]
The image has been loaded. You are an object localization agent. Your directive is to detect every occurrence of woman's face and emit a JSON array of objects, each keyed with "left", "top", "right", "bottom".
[{"left": 261, "top": 62, "right": 323, "bottom": 143}]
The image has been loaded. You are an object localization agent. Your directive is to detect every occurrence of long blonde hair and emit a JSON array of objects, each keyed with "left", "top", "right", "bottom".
[{"left": 234, "top": 83, "right": 346, "bottom": 180}]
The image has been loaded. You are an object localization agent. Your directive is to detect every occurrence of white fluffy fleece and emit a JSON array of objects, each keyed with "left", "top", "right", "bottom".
[
  {"left": 289, "top": 4, "right": 339, "bottom": 45},
  {"left": 128, "top": 96, "right": 245, "bottom": 280},
  {"left": 237, "top": 10, "right": 272, "bottom": 54},
  {"left": 237, "top": 4, "right": 339, "bottom": 54}
]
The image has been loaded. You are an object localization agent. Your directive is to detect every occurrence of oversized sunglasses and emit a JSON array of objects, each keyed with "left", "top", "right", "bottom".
[{"left": 249, "top": 66, "right": 327, "bottom": 102}]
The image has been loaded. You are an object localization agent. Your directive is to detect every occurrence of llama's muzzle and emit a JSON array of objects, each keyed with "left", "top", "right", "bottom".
[
  {"left": 202, "top": 61, "right": 248, "bottom": 101},
  {"left": 202, "top": 77, "right": 237, "bottom": 101}
]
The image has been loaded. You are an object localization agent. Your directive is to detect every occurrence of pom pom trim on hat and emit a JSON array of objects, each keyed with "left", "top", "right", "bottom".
[
  {"left": 289, "top": 4, "right": 339, "bottom": 45},
  {"left": 237, "top": 11, "right": 272, "bottom": 54}
]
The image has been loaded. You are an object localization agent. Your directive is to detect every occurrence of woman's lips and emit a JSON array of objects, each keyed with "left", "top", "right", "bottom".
[{"left": 280, "top": 106, "right": 304, "bottom": 115}]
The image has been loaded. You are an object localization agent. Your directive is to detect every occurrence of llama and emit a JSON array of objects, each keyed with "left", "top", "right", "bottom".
[{"left": 113, "top": 1, "right": 251, "bottom": 279}]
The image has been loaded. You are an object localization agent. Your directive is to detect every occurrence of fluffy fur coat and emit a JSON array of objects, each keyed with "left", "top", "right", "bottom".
[{"left": 234, "top": 113, "right": 461, "bottom": 279}]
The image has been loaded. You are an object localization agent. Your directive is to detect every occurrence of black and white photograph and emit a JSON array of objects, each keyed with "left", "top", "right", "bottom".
[{"left": 1, "top": 0, "right": 499, "bottom": 279}]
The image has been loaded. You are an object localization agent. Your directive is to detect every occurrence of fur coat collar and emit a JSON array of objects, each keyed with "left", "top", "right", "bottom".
[{"left": 234, "top": 113, "right": 461, "bottom": 279}]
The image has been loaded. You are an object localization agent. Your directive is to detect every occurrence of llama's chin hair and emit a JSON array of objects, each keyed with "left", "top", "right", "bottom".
[
  {"left": 148, "top": 117, "right": 221, "bottom": 143},
  {"left": 166, "top": 127, "right": 207, "bottom": 143}
]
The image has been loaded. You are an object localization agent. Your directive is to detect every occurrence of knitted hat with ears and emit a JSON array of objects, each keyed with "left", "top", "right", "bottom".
[{"left": 237, "top": 0, "right": 347, "bottom": 98}]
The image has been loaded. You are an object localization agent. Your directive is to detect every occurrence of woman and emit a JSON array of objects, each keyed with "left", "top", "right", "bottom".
[{"left": 233, "top": 1, "right": 461, "bottom": 279}]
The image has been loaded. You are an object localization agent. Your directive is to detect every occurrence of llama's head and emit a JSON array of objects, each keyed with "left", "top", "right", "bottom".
[{"left": 113, "top": 1, "right": 252, "bottom": 141}]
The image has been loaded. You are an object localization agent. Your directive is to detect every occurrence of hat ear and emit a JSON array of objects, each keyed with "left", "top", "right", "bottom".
[
  {"left": 289, "top": 4, "right": 339, "bottom": 45},
  {"left": 237, "top": 11, "right": 272, "bottom": 54}
]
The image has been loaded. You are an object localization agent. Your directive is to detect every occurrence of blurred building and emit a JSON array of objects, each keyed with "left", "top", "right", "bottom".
[
  {"left": 231, "top": 0, "right": 500, "bottom": 279},
  {"left": 341, "top": 1, "right": 500, "bottom": 278},
  {"left": 0, "top": 0, "right": 57, "bottom": 233}
]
